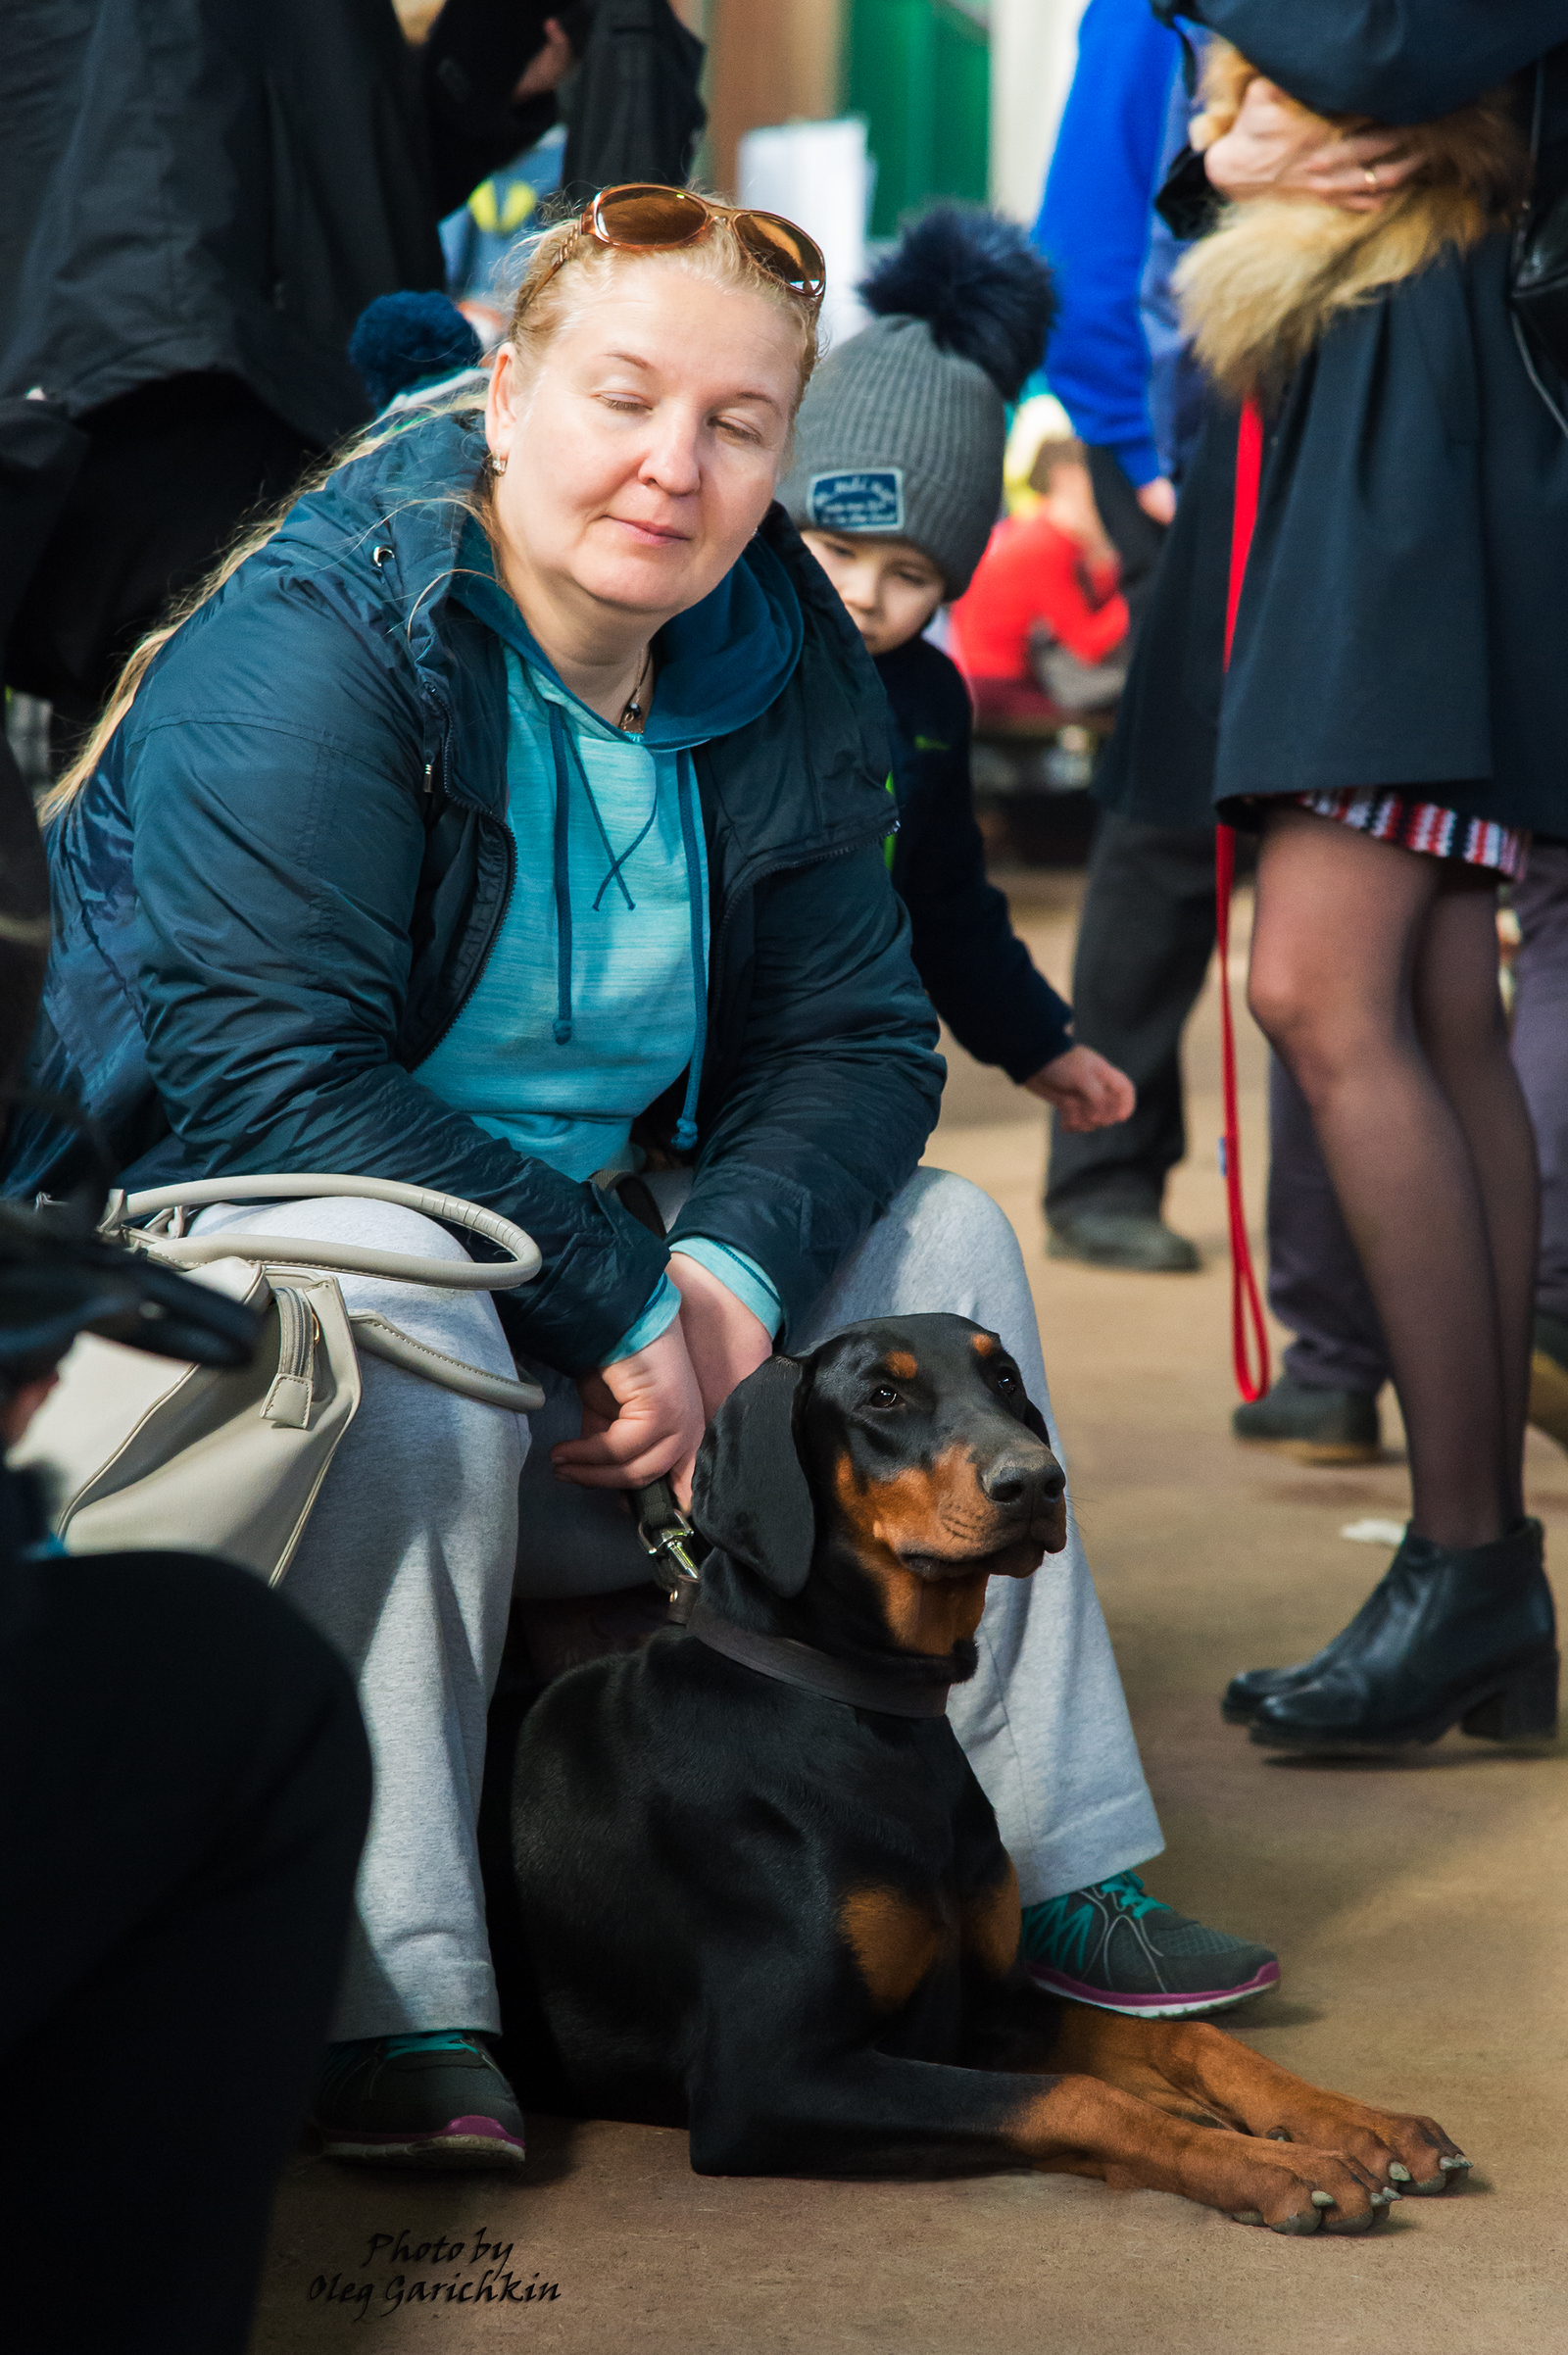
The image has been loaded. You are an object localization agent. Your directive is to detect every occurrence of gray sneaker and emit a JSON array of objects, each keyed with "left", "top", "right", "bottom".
[
  {"left": 1047, "top": 1209, "right": 1200, "bottom": 1273},
  {"left": 1021, "top": 1873, "right": 1280, "bottom": 2017},
  {"left": 313, "top": 2031, "right": 526, "bottom": 2170}
]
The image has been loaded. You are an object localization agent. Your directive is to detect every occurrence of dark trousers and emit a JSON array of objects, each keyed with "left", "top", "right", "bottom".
[
  {"left": 2, "top": 1543, "right": 369, "bottom": 2355},
  {"left": 6, "top": 371, "right": 316, "bottom": 738},
  {"left": 1513, "top": 842, "right": 1568, "bottom": 1326},
  {"left": 1047, "top": 812, "right": 1219, "bottom": 1219}
]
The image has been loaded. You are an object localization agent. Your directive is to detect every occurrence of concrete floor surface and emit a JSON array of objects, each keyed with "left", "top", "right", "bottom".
[{"left": 252, "top": 876, "right": 1568, "bottom": 2354}]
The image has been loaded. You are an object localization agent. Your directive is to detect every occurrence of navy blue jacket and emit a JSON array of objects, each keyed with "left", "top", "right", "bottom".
[
  {"left": 6, "top": 417, "right": 943, "bottom": 1374},
  {"left": 1101, "top": 1, "right": 1568, "bottom": 836},
  {"left": 880, "top": 638, "right": 1072, "bottom": 1085}
]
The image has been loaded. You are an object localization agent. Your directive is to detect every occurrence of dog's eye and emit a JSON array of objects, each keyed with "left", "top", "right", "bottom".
[
  {"left": 997, "top": 1369, "right": 1018, "bottom": 1394},
  {"left": 867, "top": 1383, "right": 901, "bottom": 1409}
]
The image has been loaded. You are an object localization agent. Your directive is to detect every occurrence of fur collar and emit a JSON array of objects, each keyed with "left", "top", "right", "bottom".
[{"left": 1175, "top": 45, "right": 1527, "bottom": 402}]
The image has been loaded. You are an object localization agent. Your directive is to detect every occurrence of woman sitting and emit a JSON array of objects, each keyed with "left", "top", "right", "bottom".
[{"left": 9, "top": 191, "right": 1238, "bottom": 2169}]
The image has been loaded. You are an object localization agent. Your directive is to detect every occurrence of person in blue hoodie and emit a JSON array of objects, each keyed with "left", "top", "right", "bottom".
[
  {"left": 7, "top": 196, "right": 1185, "bottom": 2169},
  {"left": 783, "top": 208, "right": 1280, "bottom": 2041}
]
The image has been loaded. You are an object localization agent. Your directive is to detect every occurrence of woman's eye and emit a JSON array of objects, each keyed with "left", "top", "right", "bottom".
[{"left": 869, "top": 1384, "right": 900, "bottom": 1408}]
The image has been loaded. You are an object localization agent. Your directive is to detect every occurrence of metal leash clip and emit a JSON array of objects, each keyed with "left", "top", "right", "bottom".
[{"left": 633, "top": 1474, "right": 703, "bottom": 1619}]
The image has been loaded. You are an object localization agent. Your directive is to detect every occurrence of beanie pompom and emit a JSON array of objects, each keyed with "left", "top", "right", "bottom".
[
  {"left": 859, "top": 210, "right": 1056, "bottom": 405},
  {"left": 349, "top": 291, "right": 482, "bottom": 412}
]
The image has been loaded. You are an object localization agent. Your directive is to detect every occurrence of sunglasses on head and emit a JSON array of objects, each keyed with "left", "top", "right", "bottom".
[{"left": 534, "top": 183, "right": 826, "bottom": 305}]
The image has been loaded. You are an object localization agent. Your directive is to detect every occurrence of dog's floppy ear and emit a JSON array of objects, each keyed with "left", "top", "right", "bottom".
[
  {"left": 1018, "top": 1394, "right": 1052, "bottom": 1447},
  {"left": 690, "top": 1352, "right": 815, "bottom": 1597}
]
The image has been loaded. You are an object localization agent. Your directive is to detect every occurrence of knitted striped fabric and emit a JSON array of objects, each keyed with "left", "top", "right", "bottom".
[{"left": 1296, "top": 789, "right": 1527, "bottom": 879}]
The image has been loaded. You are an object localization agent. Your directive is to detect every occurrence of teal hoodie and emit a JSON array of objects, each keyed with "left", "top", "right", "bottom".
[{"left": 416, "top": 521, "right": 805, "bottom": 1356}]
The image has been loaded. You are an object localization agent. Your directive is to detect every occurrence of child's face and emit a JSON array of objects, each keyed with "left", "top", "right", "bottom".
[{"left": 801, "top": 532, "right": 946, "bottom": 659}]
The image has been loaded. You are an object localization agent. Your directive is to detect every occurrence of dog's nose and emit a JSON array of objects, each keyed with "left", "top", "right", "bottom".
[{"left": 980, "top": 1450, "right": 1063, "bottom": 1507}]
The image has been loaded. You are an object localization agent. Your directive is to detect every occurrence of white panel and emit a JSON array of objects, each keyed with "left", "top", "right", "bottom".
[
  {"left": 737, "top": 117, "right": 872, "bottom": 351},
  {"left": 989, "top": 0, "right": 1092, "bottom": 224}
]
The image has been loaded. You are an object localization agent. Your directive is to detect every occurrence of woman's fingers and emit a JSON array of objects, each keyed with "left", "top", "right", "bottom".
[{"left": 551, "top": 1320, "right": 706, "bottom": 1494}]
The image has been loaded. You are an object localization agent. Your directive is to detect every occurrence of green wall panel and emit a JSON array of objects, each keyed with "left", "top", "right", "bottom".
[{"left": 847, "top": 0, "right": 990, "bottom": 239}]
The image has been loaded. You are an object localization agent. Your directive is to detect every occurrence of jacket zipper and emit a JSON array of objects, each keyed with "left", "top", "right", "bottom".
[{"left": 415, "top": 748, "right": 892, "bottom": 1074}]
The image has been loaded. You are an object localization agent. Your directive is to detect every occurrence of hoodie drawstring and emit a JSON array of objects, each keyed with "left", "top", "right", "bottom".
[
  {"left": 545, "top": 707, "right": 708, "bottom": 1153},
  {"left": 547, "top": 702, "right": 574, "bottom": 1044},
  {"left": 673, "top": 750, "right": 707, "bottom": 1152}
]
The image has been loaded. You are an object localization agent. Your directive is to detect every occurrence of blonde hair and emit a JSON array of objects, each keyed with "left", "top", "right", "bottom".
[{"left": 42, "top": 197, "right": 821, "bottom": 822}]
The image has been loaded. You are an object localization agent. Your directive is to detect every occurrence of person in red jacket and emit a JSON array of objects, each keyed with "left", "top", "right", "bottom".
[{"left": 951, "top": 400, "right": 1130, "bottom": 716}]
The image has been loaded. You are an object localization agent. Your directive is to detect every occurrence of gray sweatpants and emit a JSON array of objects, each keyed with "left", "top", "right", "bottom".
[{"left": 194, "top": 1170, "right": 1160, "bottom": 2039}]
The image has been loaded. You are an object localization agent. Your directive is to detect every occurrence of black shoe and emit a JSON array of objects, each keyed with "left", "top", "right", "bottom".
[
  {"left": 1233, "top": 1375, "right": 1381, "bottom": 1464},
  {"left": 313, "top": 2031, "right": 526, "bottom": 2170},
  {"left": 1529, "top": 1311, "right": 1568, "bottom": 1454},
  {"left": 1227, "top": 1519, "right": 1557, "bottom": 1752},
  {"left": 1047, "top": 1209, "right": 1200, "bottom": 1273}
]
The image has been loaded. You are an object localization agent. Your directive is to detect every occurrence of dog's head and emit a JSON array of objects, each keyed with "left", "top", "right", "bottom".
[{"left": 690, "top": 1314, "right": 1067, "bottom": 1665}]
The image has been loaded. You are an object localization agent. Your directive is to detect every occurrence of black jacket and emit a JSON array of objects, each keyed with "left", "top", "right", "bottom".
[
  {"left": 1100, "top": 1, "right": 1568, "bottom": 836},
  {"left": 0, "top": 0, "right": 559, "bottom": 448},
  {"left": 880, "top": 638, "right": 1073, "bottom": 1083},
  {"left": 4, "top": 416, "right": 943, "bottom": 1375}
]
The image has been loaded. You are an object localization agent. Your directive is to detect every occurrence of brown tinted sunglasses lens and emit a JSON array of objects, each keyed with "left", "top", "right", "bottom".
[
  {"left": 734, "top": 210, "right": 826, "bottom": 295},
  {"left": 591, "top": 184, "right": 709, "bottom": 246}
]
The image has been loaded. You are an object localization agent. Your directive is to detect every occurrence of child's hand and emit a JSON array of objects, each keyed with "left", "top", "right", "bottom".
[{"left": 1024, "top": 1045, "right": 1136, "bottom": 1132}]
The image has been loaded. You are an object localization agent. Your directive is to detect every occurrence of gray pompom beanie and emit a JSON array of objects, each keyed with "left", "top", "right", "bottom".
[{"left": 780, "top": 316, "right": 1005, "bottom": 600}]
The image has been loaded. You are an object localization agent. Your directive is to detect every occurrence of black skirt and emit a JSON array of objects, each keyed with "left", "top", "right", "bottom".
[{"left": 1097, "top": 233, "right": 1568, "bottom": 838}]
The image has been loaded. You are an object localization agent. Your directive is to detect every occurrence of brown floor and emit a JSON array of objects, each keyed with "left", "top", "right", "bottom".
[{"left": 252, "top": 873, "right": 1568, "bottom": 2354}]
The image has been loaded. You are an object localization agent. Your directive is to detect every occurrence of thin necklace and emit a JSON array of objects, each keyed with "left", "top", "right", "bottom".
[{"left": 618, "top": 646, "right": 653, "bottom": 734}]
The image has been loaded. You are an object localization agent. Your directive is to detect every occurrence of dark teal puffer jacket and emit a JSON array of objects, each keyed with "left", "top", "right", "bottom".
[{"left": 7, "top": 415, "right": 944, "bottom": 1373}]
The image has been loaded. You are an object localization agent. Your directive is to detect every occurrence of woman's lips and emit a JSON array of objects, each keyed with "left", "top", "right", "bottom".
[{"left": 608, "top": 515, "right": 690, "bottom": 548}]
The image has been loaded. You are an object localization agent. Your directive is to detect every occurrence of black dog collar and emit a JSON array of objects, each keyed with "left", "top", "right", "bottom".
[{"left": 685, "top": 1599, "right": 955, "bottom": 1719}]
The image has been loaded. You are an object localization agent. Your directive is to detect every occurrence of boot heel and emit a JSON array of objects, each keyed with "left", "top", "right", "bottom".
[{"left": 1460, "top": 1651, "right": 1560, "bottom": 1742}]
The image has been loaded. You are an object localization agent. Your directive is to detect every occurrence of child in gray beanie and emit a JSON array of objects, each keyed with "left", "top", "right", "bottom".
[{"left": 782, "top": 210, "right": 1134, "bottom": 1135}]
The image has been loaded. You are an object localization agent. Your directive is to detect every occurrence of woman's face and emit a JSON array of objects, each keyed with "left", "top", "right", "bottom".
[{"left": 485, "top": 267, "right": 802, "bottom": 628}]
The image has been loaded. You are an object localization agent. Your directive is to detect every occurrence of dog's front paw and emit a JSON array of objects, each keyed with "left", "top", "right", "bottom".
[
  {"left": 1176, "top": 2134, "right": 1395, "bottom": 2235},
  {"left": 1259, "top": 2094, "right": 1470, "bottom": 2198}
]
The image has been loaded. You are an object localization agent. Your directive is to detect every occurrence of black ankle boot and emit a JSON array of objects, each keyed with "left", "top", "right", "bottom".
[{"left": 1231, "top": 1519, "right": 1557, "bottom": 1752}]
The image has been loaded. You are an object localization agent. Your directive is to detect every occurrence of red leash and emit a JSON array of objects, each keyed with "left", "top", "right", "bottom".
[{"left": 1216, "top": 399, "right": 1270, "bottom": 1403}]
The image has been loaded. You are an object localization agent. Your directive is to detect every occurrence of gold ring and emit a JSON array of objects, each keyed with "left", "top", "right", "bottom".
[{"left": 1363, "top": 164, "right": 1380, "bottom": 189}]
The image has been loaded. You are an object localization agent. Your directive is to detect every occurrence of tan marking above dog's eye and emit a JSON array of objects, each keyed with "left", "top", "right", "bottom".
[
  {"left": 970, "top": 1333, "right": 998, "bottom": 1356},
  {"left": 884, "top": 1351, "right": 918, "bottom": 1379}
]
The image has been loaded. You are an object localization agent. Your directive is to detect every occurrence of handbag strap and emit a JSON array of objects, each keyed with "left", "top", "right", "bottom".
[
  {"left": 102, "top": 1174, "right": 549, "bottom": 1416},
  {"left": 104, "top": 1173, "right": 541, "bottom": 1289}
]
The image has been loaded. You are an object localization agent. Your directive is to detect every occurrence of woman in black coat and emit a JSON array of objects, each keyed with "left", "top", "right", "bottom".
[{"left": 1102, "top": 2, "right": 1568, "bottom": 1749}]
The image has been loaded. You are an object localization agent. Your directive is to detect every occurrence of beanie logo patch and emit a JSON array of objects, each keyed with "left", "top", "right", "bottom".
[{"left": 807, "top": 469, "right": 905, "bottom": 533}]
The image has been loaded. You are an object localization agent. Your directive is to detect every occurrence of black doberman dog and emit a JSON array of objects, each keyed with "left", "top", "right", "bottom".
[{"left": 484, "top": 1313, "right": 1468, "bottom": 2231}]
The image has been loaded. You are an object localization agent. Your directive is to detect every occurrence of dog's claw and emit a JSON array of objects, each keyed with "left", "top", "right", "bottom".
[
  {"left": 1439, "top": 2154, "right": 1471, "bottom": 2172},
  {"left": 1310, "top": 2190, "right": 1336, "bottom": 2207},
  {"left": 1272, "top": 2207, "right": 1322, "bottom": 2234},
  {"left": 1389, "top": 2162, "right": 1412, "bottom": 2183}
]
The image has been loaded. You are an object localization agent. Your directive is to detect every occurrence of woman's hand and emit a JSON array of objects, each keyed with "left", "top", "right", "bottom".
[
  {"left": 1203, "top": 78, "right": 1421, "bottom": 214},
  {"left": 552, "top": 1320, "right": 707, "bottom": 1501},
  {"left": 514, "top": 18, "right": 574, "bottom": 103},
  {"left": 668, "top": 1252, "right": 774, "bottom": 1425},
  {"left": 1025, "top": 1044, "right": 1136, "bottom": 1132}
]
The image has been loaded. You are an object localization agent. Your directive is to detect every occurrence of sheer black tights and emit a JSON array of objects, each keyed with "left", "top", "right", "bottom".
[{"left": 1249, "top": 806, "right": 1537, "bottom": 1548}]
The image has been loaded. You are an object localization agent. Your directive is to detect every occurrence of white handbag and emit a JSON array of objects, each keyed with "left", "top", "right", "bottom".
[{"left": 12, "top": 1174, "right": 545, "bottom": 1585}]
